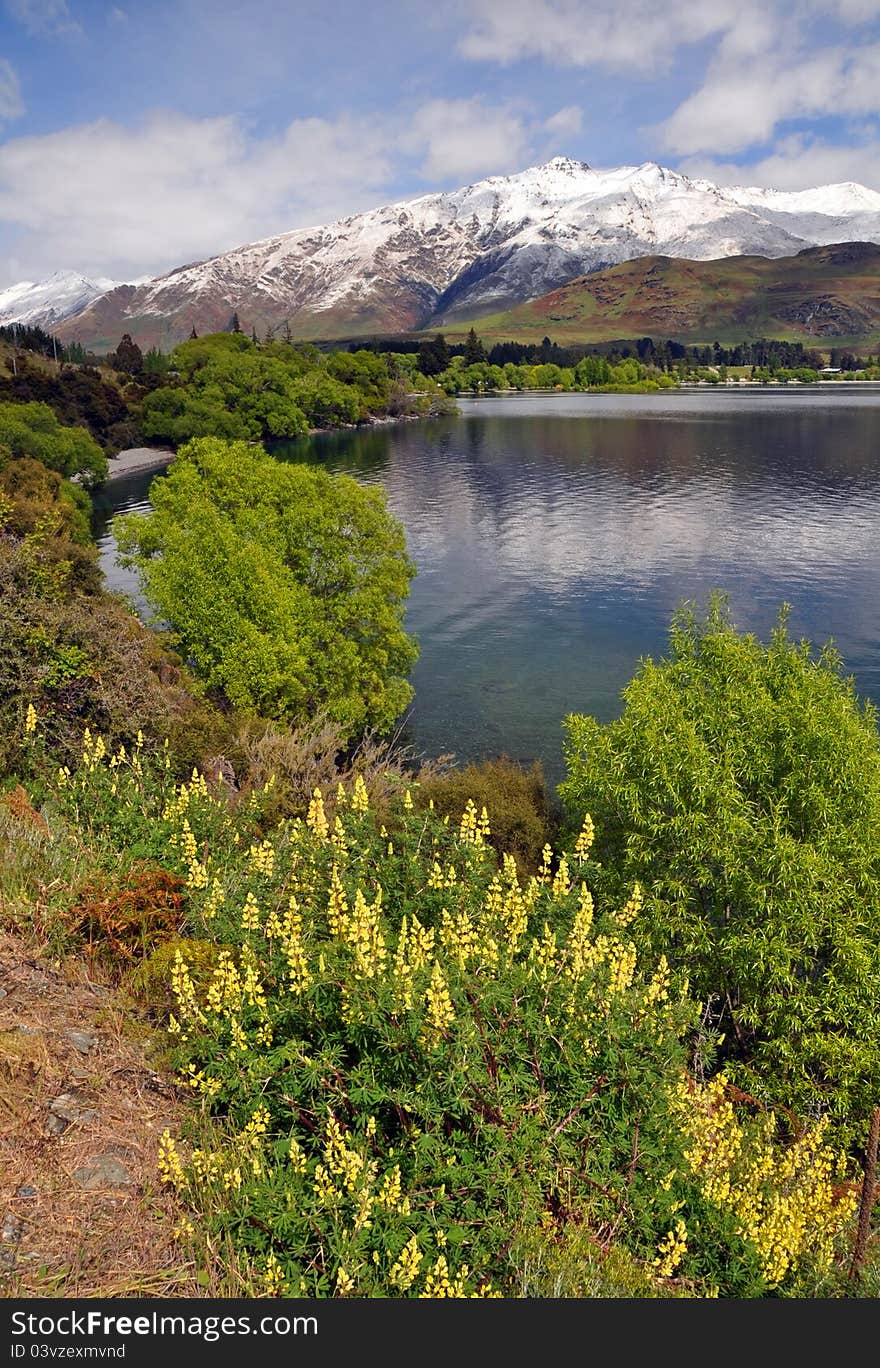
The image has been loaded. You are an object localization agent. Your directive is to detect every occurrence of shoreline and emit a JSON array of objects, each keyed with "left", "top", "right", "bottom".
[
  {"left": 105, "top": 410, "right": 444, "bottom": 481},
  {"left": 104, "top": 446, "right": 175, "bottom": 481}
]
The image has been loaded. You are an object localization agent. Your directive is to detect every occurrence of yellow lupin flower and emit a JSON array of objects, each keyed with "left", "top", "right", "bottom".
[
  {"left": 306, "top": 787, "right": 329, "bottom": 839},
  {"left": 24, "top": 703, "right": 37, "bottom": 736},
  {"left": 573, "top": 812, "right": 595, "bottom": 860},
  {"left": 654, "top": 1219, "right": 687, "bottom": 1277},
  {"left": 424, "top": 961, "right": 455, "bottom": 1043},
  {"left": 350, "top": 774, "right": 369, "bottom": 814},
  {"left": 158, "top": 1130, "right": 185, "bottom": 1187},
  {"left": 264, "top": 1251, "right": 286, "bottom": 1296},
  {"left": 390, "top": 1236, "right": 423, "bottom": 1292}
]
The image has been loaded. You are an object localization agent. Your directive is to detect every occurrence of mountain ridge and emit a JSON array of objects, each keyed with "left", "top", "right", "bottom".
[
  {"left": 4, "top": 157, "right": 878, "bottom": 347},
  {"left": 463, "top": 240, "right": 880, "bottom": 346}
]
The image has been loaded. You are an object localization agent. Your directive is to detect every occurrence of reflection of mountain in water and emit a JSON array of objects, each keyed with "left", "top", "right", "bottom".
[{"left": 99, "top": 390, "right": 880, "bottom": 782}]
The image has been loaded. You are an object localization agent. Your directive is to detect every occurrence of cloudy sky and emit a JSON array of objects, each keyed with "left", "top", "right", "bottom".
[{"left": 0, "top": 0, "right": 878, "bottom": 287}]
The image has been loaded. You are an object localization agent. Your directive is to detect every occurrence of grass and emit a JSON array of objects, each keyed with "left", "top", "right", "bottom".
[{"left": 435, "top": 244, "right": 880, "bottom": 348}]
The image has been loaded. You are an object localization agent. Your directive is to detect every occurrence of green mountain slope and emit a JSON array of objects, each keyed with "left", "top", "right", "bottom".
[{"left": 458, "top": 242, "right": 880, "bottom": 346}]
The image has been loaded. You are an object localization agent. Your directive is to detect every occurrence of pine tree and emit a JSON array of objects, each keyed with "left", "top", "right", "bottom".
[
  {"left": 418, "top": 333, "right": 449, "bottom": 377},
  {"left": 464, "top": 328, "right": 485, "bottom": 365},
  {"left": 112, "top": 333, "right": 144, "bottom": 375},
  {"left": 189, "top": 325, "right": 198, "bottom": 340},
  {"left": 229, "top": 312, "right": 242, "bottom": 334}
]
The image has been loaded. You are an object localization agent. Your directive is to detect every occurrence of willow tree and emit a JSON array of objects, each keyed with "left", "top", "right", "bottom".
[
  {"left": 560, "top": 595, "right": 880, "bottom": 1145},
  {"left": 119, "top": 437, "right": 418, "bottom": 739}
]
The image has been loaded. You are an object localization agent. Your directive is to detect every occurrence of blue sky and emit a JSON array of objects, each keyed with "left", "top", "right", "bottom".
[{"left": 0, "top": 0, "right": 878, "bottom": 287}]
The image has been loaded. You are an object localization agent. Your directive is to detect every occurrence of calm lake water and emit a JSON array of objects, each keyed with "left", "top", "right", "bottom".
[{"left": 92, "top": 387, "right": 880, "bottom": 784}]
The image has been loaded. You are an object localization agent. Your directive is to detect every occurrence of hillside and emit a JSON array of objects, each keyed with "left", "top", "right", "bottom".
[
  {"left": 461, "top": 242, "right": 880, "bottom": 346},
  {"left": 48, "top": 159, "right": 880, "bottom": 352}
]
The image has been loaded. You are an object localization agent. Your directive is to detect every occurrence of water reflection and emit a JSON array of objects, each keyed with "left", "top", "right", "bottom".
[{"left": 97, "top": 390, "right": 880, "bottom": 782}]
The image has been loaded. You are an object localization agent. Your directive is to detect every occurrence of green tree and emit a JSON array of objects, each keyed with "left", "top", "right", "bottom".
[
  {"left": 464, "top": 327, "right": 486, "bottom": 365},
  {"left": 111, "top": 333, "right": 144, "bottom": 376},
  {"left": 560, "top": 596, "right": 880, "bottom": 1145},
  {"left": 0, "top": 401, "right": 107, "bottom": 486},
  {"left": 118, "top": 437, "right": 418, "bottom": 737},
  {"left": 417, "top": 333, "right": 449, "bottom": 377}
]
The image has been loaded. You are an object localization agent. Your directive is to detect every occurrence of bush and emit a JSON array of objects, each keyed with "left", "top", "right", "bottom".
[
  {"left": 417, "top": 757, "right": 556, "bottom": 874},
  {"left": 0, "top": 400, "right": 107, "bottom": 485},
  {"left": 0, "top": 524, "right": 225, "bottom": 780},
  {"left": 117, "top": 437, "right": 418, "bottom": 739},
  {"left": 18, "top": 722, "right": 859, "bottom": 1298},
  {"left": 560, "top": 595, "right": 880, "bottom": 1147}
]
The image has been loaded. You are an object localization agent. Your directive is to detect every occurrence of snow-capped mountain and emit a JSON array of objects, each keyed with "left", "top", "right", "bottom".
[
  {"left": 0, "top": 270, "right": 119, "bottom": 330},
  {"left": 54, "top": 157, "right": 880, "bottom": 348}
]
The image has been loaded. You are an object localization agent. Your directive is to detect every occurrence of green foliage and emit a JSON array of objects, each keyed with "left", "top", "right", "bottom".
[
  {"left": 0, "top": 359, "right": 134, "bottom": 454},
  {"left": 0, "top": 490, "right": 227, "bottom": 779},
  {"left": 0, "top": 455, "right": 94, "bottom": 553},
  {"left": 289, "top": 371, "right": 359, "bottom": 428},
  {"left": 118, "top": 437, "right": 418, "bottom": 739},
  {"left": 437, "top": 353, "right": 660, "bottom": 395},
  {"left": 560, "top": 596, "right": 880, "bottom": 1146},
  {"left": 0, "top": 401, "right": 107, "bottom": 485},
  {"left": 110, "top": 334, "right": 144, "bottom": 376},
  {"left": 141, "top": 332, "right": 445, "bottom": 447},
  {"left": 416, "top": 757, "right": 556, "bottom": 874},
  {"left": 19, "top": 730, "right": 858, "bottom": 1298},
  {"left": 325, "top": 350, "right": 392, "bottom": 414}
]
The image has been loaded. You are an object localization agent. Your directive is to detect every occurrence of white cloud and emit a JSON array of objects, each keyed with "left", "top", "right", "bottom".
[
  {"left": 459, "top": 0, "right": 732, "bottom": 72},
  {"left": 543, "top": 105, "right": 583, "bottom": 137},
  {"left": 5, "top": 0, "right": 79, "bottom": 35},
  {"left": 0, "top": 110, "right": 397, "bottom": 284},
  {"left": 0, "top": 96, "right": 553, "bottom": 285},
  {"left": 0, "top": 57, "right": 23, "bottom": 123},
  {"left": 681, "top": 135, "right": 880, "bottom": 192},
  {"left": 659, "top": 44, "right": 880, "bottom": 156},
  {"left": 403, "top": 98, "right": 533, "bottom": 182}
]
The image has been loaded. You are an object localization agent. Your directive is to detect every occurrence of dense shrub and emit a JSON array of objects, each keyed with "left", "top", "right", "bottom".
[
  {"left": 139, "top": 332, "right": 444, "bottom": 446},
  {"left": 118, "top": 437, "right": 418, "bottom": 739},
  {"left": 0, "top": 360, "right": 133, "bottom": 454},
  {"left": 560, "top": 595, "right": 880, "bottom": 1147},
  {"left": 0, "top": 521, "right": 223, "bottom": 779},
  {"left": 16, "top": 722, "right": 860, "bottom": 1298},
  {"left": 416, "top": 757, "right": 556, "bottom": 874},
  {"left": 0, "top": 400, "right": 107, "bottom": 485}
]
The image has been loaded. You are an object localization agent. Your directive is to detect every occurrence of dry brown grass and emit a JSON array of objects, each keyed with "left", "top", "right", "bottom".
[
  {"left": 233, "top": 713, "right": 452, "bottom": 824},
  {"left": 0, "top": 929, "right": 204, "bottom": 1298}
]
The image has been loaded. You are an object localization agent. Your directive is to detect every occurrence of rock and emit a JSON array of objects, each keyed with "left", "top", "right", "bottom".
[
  {"left": 45, "top": 1114, "right": 68, "bottom": 1136},
  {"left": 64, "top": 1030, "right": 96, "bottom": 1055},
  {"left": 48, "top": 1092, "right": 98, "bottom": 1127},
  {"left": 0, "top": 987, "right": 8, "bottom": 999},
  {"left": 15, "top": 1187, "right": 36, "bottom": 1200},
  {"left": 1, "top": 1213, "right": 23, "bottom": 1243},
  {"left": 73, "top": 1154, "right": 135, "bottom": 1190}
]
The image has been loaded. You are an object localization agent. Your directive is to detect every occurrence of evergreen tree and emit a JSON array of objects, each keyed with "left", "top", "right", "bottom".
[
  {"left": 189, "top": 325, "right": 198, "bottom": 340},
  {"left": 417, "top": 333, "right": 449, "bottom": 377},
  {"left": 111, "top": 333, "right": 144, "bottom": 376},
  {"left": 464, "top": 327, "right": 486, "bottom": 366},
  {"left": 229, "top": 312, "right": 242, "bottom": 334}
]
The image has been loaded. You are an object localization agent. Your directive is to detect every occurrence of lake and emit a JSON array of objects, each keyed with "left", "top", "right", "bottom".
[{"left": 92, "top": 387, "right": 880, "bottom": 784}]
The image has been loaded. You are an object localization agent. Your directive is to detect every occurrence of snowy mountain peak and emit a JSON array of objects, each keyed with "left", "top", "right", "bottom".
[
  {"left": 542, "top": 155, "right": 592, "bottom": 174},
  {"left": 45, "top": 156, "right": 880, "bottom": 349},
  {"left": 0, "top": 270, "right": 121, "bottom": 329}
]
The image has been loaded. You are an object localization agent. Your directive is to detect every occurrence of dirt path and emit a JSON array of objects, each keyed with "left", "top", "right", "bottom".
[{"left": 0, "top": 931, "right": 197, "bottom": 1297}]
